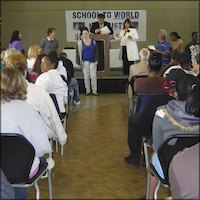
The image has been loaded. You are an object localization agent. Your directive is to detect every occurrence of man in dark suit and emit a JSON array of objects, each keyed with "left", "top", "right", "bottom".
[
  {"left": 90, "top": 13, "right": 113, "bottom": 35},
  {"left": 90, "top": 13, "right": 113, "bottom": 71}
]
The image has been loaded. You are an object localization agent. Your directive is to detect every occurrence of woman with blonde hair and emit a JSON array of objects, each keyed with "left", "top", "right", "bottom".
[
  {"left": 1, "top": 67, "right": 51, "bottom": 199},
  {"left": 27, "top": 45, "right": 42, "bottom": 70}
]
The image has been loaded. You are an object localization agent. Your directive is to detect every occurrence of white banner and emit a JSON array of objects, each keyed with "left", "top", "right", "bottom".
[{"left": 65, "top": 10, "right": 146, "bottom": 42}]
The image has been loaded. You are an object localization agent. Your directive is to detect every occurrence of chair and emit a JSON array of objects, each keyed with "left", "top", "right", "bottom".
[
  {"left": 145, "top": 133, "right": 200, "bottom": 199},
  {"left": 0, "top": 133, "right": 53, "bottom": 200},
  {"left": 126, "top": 75, "right": 148, "bottom": 116},
  {"left": 49, "top": 93, "right": 66, "bottom": 155}
]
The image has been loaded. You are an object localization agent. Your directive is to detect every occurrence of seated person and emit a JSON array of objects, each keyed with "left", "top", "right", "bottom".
[
  {"left": 28, "top": 54, "right": 44, "bottom": 83},
  {"left": 1, "top": 68, "right": 51, "bottom": 199},
  {"left": 128, "top": 48, "right": 150, "bottom": 98},
  {"left": 163, "top": 52, "right": 196, "bottom": 77},
  {"left": 125, "top": 53, "right": 171, "bottom": 165},
  {"left": 169, "top": 143, "right": 199, "bottom": 199},
  {"left": 192, "top": 53, "right": 199, "bottom": 77},
  {"left": 35, "top": 54, "right": 68, "bottom": 114},
  {"left": 58, "top": 52, "right": 80, "bottom": 106},
  {"left": 134, "top": 53, "right": 166, "bottom": 94},
  {"left": 5, "top": 53, "right": 67, "bottom": 146},
  {"left": 147, "top": 70, "right": 200, "bottom": 199}
]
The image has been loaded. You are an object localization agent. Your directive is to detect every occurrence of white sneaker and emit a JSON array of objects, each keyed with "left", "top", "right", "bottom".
[{"left": 73, "top": 100, "right": 80, "bottom": 106}]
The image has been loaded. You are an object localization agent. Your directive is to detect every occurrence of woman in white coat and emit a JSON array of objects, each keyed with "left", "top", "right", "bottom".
[{"left": 116, "top": 19, "right": 139, "bottom": 75}]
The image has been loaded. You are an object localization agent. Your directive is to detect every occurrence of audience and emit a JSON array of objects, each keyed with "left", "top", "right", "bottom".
[
  {"left": 58, "top": 52, "right": 80, "bottom": 106},
  {"left": 152, "top": 29, "right": 171, "bottom": 66},
  {"left": 5, "top": 53, "right": 67, "bottom": 146},
  {"left": 1, "top": 67, "right": 52, "bottom": 199},
  {"left": 134, "top": 53, "right": 165, "bottom": 94},
  {"left": 184, "top": 31, "right": 199, "bottom": 65},
  {"left": 169, "top": 31, "right": 184, "bottom": 53},
  {"left": 128, "top": 48, "right": 150, "bottom": 98},
  {"left": 192, "top": 53, "right": 200, "bottom": 77},
  {"left": 168, "top": 142, "right": 199, "bottom": 199},
  {"left": 28, "top": 54, "right": 44, "bottom": 83},
  {"left": 8, "top": 30, "right": 23, "bottom": 52},
  {"left": 27, "top": 45, "right": 42, "bottom": 71},
  {"left": 147, "top": 69, "right": 200, "bottom": 199},
  {"left": 35, "top": 54, "right": 68, "bottom": 114},
  {"left": 125, "top": 53, "right": 168, "bottom": 165}
]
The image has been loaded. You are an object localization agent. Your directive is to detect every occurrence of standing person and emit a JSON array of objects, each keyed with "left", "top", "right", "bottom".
[
  {"left": 90, "top": 13, "right": 113, "bottom": 35},
  {"left": 40, "top": 27, "right": 59, "bottom": 55},
  {"left": 184, "top": 31, "right": 200, "bottom": 65},
  {"left": 90, "top": 13, "right": 113, "bottom": 71},
  {"left": 115, "top": 19, "right": 139, "bottom": 75},
  {"left": 170, "top": 31, "right": 184, "bottom": 53},
  {"left": 8, "top": 30, "right": 23, "bottom": 52},
  {"left": 76, "top": 27, "right": 99, "bottom": 95},
  {"left": 58, "top": 52, "right": 80, "bottom": 106},
  {"left": 152, "top": 29, "right": 171, "bottom": 67}
]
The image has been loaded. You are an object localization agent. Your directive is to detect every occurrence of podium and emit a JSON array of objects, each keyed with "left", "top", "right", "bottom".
[{"left": 90, "top": 34, "right": 110, "bottom": 77}]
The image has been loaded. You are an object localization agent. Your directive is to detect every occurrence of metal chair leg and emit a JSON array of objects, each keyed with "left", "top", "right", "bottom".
[
  {"left": 35, "top": 181, "right": 40, "bottom": 200},
  {"left": 47, "top": 170, "right": 53, "bottom": 199}
]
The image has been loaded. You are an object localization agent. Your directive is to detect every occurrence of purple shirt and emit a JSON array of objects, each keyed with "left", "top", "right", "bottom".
[{"left": 9, "top": 40, "right": 22, "bottom": 51}]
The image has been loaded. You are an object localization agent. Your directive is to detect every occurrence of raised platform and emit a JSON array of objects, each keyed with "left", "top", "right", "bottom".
[{"left": 74, "top": 69, "right": 128, "bottom": 93}]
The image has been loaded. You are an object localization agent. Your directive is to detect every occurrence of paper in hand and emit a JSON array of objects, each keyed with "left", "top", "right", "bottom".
[
  {"left": 148, "top": 45, "right": 156, "bottom": 51},
  {"left": 100, "top": 26, "right": 111, "bottom": 34}
]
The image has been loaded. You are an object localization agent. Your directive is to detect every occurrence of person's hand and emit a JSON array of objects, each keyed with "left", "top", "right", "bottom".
[
  {"left": 128, "top": 35, "right": 132, "bottom": 39},
  {"left": 95, "top": 61, "right": 98, "bottom": 65},
  {"left": 95, "top": 29, "right": 101, "bottom": 33}
]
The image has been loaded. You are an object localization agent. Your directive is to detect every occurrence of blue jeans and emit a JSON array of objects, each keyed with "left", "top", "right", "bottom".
[{"left": 69, "top": 78, "right": 80, "bottom": 102}]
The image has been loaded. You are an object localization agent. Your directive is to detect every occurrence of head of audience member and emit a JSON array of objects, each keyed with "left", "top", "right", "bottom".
[
  {"left": 139, "top": 48, "right": 150, "bottom": 61},
  {"left": 31, "top": 54, "right": 44, "bottom": 75},
  {"left": 27, "top": 45, "right": 42, "bottom": 60},
  {"left": 191, "top": 31, "right": 199, "bottom": 44},
  {"left": 1, "top": 67, "right": 27, "bottom": 102},
  {"left": 41, "top": 54, "right": 58, "bottom": 73},
  {"left": 10, "top": 30, "right": 22, "bottom": 43},
  {"left": 177, "top": 52, "right": 191, "bottom": 70},
  {"left": 123, "top": 19, "right": 132, "bottom": 30},
  {"left": 80, "top": 27, "right": 90, "bottom": 39},
  {"left": 97, "top": 13, "right": 105, "bottom": 25},
  {"left": 157, "top": 29, "right": 168, "bottom": 41},
  {"left": 5, "top": 54, "right": 27, "bottom": 76},
  {"left": 192, "top": 53, "right": 200, "bottom": 76},
  {"left": 47, "top": 27, "right": 57, "bottom": 40},
  {"left": 148, "top": 53, "right": 163, "bottom": 73},
  {"left": 4, "top": 48, "right": 20, "bottom": 60},
  {"left": 170, "top": 32, "right": 181, "bottom": 41},
  {"left": 59, "top": 52, "right": 68, "bottom": 59},
  {"left": 162, "top": 68, "right": 186, "bottom": 96},
  {"left": 163, "top": 69, "right": 199, "bottom": 117}
]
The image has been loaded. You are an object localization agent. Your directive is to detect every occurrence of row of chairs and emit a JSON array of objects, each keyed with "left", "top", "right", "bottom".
[{"left": 126, "top": 76, "right": 199, "bottom": 199}]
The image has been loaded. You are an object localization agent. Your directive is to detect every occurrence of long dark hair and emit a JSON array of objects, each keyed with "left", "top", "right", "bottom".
[
  {"left": 176, "top": 74, "right": 200, "bottom": 117},
  {"left": 10, "top": 31, "right": 21, "bottom": 44}
]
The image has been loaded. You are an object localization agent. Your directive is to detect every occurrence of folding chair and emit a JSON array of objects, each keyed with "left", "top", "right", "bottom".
[
  {"left": 49, "top": 93, "right": 67, "bottom": 155},
  {"left": 0, "top": 133, "right": 53, "bottom": 200},
  {"left": 145, "top": 133, "right": 199, "bottom": 199}
]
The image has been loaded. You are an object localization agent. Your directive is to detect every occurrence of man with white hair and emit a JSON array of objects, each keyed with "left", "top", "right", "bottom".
[
  {"left": 152, "top": 29, "right": 171, "bottom": 66},
  {"left": 128, "top": 48, "right": 150, "bottom": 98}
]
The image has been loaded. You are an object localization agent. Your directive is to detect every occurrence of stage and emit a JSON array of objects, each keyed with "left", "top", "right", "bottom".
[{"left": 74, "top": 68, "right": 128, "bottom": 93}]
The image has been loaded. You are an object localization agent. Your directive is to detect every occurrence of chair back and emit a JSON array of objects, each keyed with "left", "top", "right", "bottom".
[
  {"left": 135, "top": 93, "right": 168, "bottom": 113},
  {"left": 0, "top": 133, "right": 35, "bottom": 184},
  {"left": 49, "top": 93, "right": 60, "bottom": 114},
  {"left": 158, "top": 133, "right": 200, "bottom": 184}
]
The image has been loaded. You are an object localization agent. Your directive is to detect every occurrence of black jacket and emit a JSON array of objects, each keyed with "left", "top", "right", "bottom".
[{"left": 90, "top": 21, "right": 113, "bottom": 35}]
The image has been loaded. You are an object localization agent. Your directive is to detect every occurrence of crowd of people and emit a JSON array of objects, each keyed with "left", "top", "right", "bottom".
[{"left": 1, "top": 12, "right": 200, "bottom": 199}]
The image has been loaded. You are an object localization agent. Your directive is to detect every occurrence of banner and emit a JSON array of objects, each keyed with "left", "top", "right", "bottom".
[{"left": 65, "top": 10, "right": 146, "bottom": 42}]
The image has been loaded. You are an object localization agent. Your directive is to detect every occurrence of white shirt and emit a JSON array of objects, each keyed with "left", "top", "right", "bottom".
[
  {"left": 26, "top": 81, "right": 67, "bottom": 145},
  {"left": 27, "top": 58, "right": 36, "bottom": 70},
  {"left": 35, "top": 69, "right": 68, "bottom": 113},
  {"left": 1, "top": 100, "right": 51, "bottom": 176}
]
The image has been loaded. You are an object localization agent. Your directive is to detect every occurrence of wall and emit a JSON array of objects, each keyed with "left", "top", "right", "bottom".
[{"left": 1, "top": 1, "right": 199, "bottom": 54}]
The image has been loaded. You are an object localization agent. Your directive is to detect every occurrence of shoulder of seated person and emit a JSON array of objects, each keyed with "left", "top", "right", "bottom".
[{"left": 155, "top": 107, "right": 166, "bottom": 118}]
